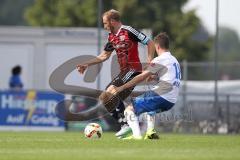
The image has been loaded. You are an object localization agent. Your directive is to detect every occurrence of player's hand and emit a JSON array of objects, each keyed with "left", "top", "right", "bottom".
[
  {"left": 76, "top": 64, "right": 88, "bottom": 74},
  {"left": 146, "top": 74, "right": 158, "bottom": 82}
]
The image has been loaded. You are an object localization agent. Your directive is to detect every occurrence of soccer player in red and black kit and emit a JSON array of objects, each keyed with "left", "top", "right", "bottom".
[{"left": 77, "top": 9, "right": 157, "bottom": 139}]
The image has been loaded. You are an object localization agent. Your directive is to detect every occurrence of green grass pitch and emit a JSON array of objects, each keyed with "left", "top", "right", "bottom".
[{"left": 0, "top": 132, "right": 240, "bottom": 160}]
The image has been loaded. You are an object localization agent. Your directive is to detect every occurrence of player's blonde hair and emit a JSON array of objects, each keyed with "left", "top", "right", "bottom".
[{"left": 102, "top": 9, "right": 121, "bottom": 22}]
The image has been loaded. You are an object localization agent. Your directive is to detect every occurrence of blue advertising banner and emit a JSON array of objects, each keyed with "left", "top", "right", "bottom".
[{"left": 0, "top": 90, "right": 65, "bottom": 131}]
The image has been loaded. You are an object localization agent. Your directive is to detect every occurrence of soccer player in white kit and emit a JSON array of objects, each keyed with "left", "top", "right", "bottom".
[{"left": 107, "top": 32, "right": 181, "bottom": 139}]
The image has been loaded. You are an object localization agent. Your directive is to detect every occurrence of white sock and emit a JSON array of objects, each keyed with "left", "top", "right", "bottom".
[
  {"left": 146, "top": 114, "right": 155, "bottom": 131},
  {"left": 124, "top": 110, "right": 141, "bottom": 137}
]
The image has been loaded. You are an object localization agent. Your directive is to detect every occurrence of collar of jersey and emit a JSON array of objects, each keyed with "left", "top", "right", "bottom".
[
  {"left": 158, "top": 51, "right": 171, "bottom": 58},
  {"left": 160, "top": 51, "right": 171, "bottom": 56},
  {"left": 113, "top": 25, "right": 123, "bottom": 36}
]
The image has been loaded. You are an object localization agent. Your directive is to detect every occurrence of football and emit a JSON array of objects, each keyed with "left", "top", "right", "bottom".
[{"left": 84, "top": 123, "right": 103, "bottom": 139}]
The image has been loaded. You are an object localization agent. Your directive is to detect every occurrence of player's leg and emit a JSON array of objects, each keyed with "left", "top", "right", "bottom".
[
  {"left": 121, "top": 98, "right": 158, "bottom": 140},
  {"left": 100, "top": 71, "right": 135, "bottom": 137},
  {"left": 99, "top": 89, "right": 129, "bottom": 131},
  {"left": 114, "top": 70, "right": 144, "bottom": 138},
  {"left": 122, "top": 104, "right": 142, "bottom": 140},
  {"left": 107, "top": 70, "right": 142, "bottom": 138},
  {"left": 146, "top": 112, "right": 155, "bottom": 131},
  {"left": 112, "top": 101, "right": 132, "bottom": 137},
  {"left": 144, "top": 112, "right": 159, "bottom": 139},
  {"left": 131, "top": 91, "right": 158, "bottom": 139},
  {"left": 131, "top": 90, "right": 175, "bottom": 139}
]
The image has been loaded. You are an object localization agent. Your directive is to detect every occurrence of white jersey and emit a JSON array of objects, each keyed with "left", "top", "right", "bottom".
[{"left": 147, "top": 51, "right": 181, "bottom": 103}]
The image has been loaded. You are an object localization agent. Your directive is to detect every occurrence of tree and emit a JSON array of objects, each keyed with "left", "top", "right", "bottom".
[
  {"left": 109, "top": 0, "right": 212, "bottom": 62},
  {"left": 218, "top": 27, "right": 240, "bottom": 61},
  {"left": 24, "top": 0, "right": 212, "bottom": 61},
  {"left": 216, "top": 27, "right": 240, "bottom": 79},
  {"left": 24, "top": 0, "right": 97, "bottom": 27},
  {"left": 0, "top": 0, "right": 34, "bottom": 25},
  {"left": 208, "top": 27, "right": 240, "bottom": 59}
]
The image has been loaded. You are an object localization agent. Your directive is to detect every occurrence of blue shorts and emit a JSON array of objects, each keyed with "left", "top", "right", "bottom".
[{"left": 132, "top": 91, "right": 174, "bottom": 116}]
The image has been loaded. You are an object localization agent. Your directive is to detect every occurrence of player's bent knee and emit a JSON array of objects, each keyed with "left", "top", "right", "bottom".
[
  {"left": 99, "top": 92, "right": 110, "bottom": 102},
  {"left": 99, "top": 92, "right": 120, "bottom": 113}
]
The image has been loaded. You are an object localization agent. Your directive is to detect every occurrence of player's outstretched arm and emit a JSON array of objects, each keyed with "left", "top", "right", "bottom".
[{"left": 77, "top": 50, "right": 112, "bottom": 74}]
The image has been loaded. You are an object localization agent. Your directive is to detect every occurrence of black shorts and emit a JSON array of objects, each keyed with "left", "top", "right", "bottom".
[{"left": 103, "top": 69, "right": 141, "bottom": 112}]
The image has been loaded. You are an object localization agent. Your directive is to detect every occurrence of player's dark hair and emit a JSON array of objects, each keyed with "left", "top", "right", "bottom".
[
  {"left": 12, "top": 65, "right": 22, "bottom": 75},
  {"left": 154, "top": 32, "right": 170, "bottom": 49},
  {"left": 103, "top": 9, "right": 121, "bottom": 22}
]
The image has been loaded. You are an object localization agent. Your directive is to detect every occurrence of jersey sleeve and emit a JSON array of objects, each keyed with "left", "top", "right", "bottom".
[
  {"left": 104, "top": 34, "right": 115, "bottom": 52},
  {"left": 123, "top": 25, "right": 150, "bottom": 45},
  {"left": 104, "top": 42, "right": 114, "bottom": 52}
]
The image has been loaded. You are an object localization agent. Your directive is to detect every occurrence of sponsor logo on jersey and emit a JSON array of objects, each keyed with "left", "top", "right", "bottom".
[{"left": 119, "top": 35, "right": 125, "bottom": 41}]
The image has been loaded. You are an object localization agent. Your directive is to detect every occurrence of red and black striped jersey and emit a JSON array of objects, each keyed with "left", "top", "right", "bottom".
[{"left": 104, "top": 25, "right": 150, "bottom": 72}]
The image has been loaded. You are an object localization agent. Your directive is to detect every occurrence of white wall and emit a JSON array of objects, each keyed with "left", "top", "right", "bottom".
[
  {"left": 46, "top": 44, "right": 98, "bottom": 90},
  {"left": 0, "top": 27, "right": 150, "bottom": 91}
]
